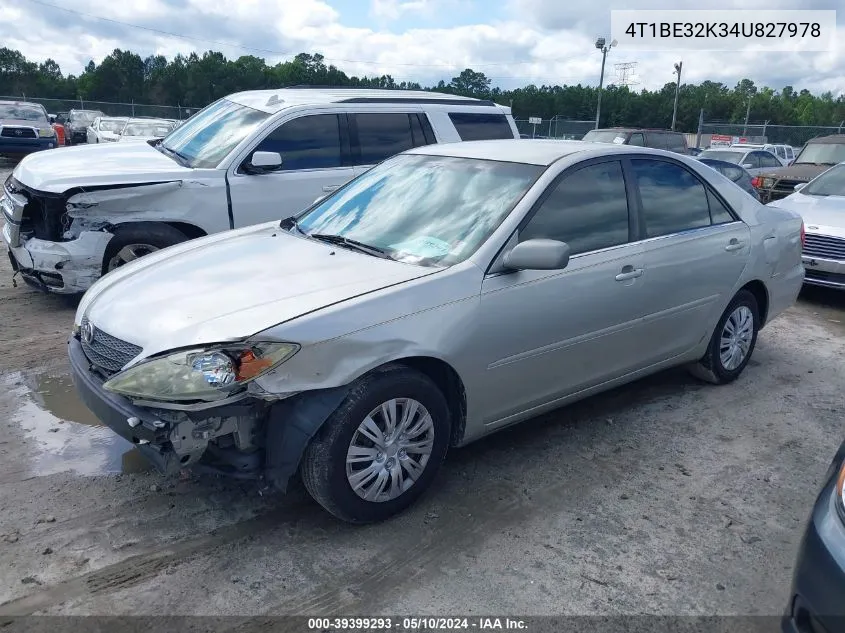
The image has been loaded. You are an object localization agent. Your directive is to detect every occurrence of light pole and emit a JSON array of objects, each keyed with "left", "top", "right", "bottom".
[
  {"left": 671, "top": 61, "right": 683, "bottom": 131},
  {"left": 594, "top": 37, "right": 617, "bottom": 129}
]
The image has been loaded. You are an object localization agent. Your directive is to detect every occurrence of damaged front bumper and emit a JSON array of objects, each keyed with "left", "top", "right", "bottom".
[{"left": 3, "top": 223, "right": 111, "bottom": 293}]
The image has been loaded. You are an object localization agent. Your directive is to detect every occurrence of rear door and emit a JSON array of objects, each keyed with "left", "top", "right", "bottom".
[
  {"left": 350, "top": 111, "right": 436, "bottom": 178},
  {"left": 627, "top": 157, "right": 750, "bottom": 363}
]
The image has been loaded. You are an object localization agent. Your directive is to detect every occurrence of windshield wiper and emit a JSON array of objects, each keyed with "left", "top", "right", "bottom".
[
  {"left": 308, "top": 233, "right": 392, "bottom": 259},
  {"left": 156, "top": 142, "right": 190, "bottom": 166}
]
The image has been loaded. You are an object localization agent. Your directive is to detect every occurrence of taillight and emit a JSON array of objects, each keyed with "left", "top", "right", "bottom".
[
  {"left": 800, "top": 221, "right": 806, "bottom": 248},
  {"left": 751, "top": 176, "right": 761, "bottom": 188}
]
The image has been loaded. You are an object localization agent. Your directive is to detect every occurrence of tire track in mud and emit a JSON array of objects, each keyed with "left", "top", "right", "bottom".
[{"left": 0, "top": 500, "right": 322, "bottom": 616}]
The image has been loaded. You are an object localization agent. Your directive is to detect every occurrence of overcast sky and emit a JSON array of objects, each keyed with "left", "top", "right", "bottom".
[{"left": 3, "top": 0, "right": 843, "bottom": 94}]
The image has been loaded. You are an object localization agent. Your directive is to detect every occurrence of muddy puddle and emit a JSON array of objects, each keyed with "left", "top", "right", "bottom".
[{"left": 8, "top": 371, "right": 151, "bottom": 477}]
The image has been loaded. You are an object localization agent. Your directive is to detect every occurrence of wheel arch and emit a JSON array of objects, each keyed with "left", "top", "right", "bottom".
[{"left": 740, "top": 279, "right": 770, "bottom": 327}]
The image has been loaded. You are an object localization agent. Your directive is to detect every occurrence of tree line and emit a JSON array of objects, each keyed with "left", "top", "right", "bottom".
[{"left": 2, "top": 47, "right": 844, "bottom": 131}]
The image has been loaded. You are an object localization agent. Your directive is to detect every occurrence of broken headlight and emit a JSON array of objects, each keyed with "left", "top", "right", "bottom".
[{"left": 102, "top": 341, "right": 299, "bottom": 402}]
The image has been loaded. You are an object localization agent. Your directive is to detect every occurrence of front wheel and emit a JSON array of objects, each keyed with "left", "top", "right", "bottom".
[
  {"left": 300, "top": 367, "right": 451, "bottom": 523},
  {"left": 690, "top": 289, "right": 760, "bottom": 385},
  {"left": 102, "top": 223, "right": 189, "bottom": 274}
]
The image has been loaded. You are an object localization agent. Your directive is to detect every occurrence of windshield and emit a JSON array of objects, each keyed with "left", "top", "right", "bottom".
[
  {"left": 99, "top": 119, "right": 126, "bottom": 132},
  {"left": 802, "top": 164, "right": 845, "bottom": 196},
  {"left": 159, "top": 99, "right": 270, "bottom": 169},
  {"left": 699, "top": 150, "right": 744, "bottom": 164},
  {"left": 795, "top": 143, "right": 845, "bottom": 166},
  {"left": 582, "top": 130, "right": 631, "bottom": 143},
  {"left": 295, "top": 154, "right": 542, "bottom": 267},
  {"left": 73, "top": 111, "right": 103, "bottom": 123},
  {"left": 123, "top": 122, "right": 173, "bottom": 137},
  {"left": 0, "top": 104, "right": 47, "bottom": 123}
]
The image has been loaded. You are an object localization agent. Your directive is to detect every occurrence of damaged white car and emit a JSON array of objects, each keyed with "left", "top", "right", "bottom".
[
  {"left": 70, "top": 141, "right": 804, "bottom": 523},
  {"left": 1, "top": 88, "right": 519, "bottom": 294}
]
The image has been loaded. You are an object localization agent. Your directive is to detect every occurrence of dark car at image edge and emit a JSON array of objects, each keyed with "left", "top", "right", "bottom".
[{"left": 782, "top": 437, "right": 845, "bottom": 633}]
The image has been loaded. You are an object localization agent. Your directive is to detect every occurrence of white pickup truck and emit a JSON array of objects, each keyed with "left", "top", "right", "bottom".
[{"left": 2, "top": 88, "right": 519, "bottom": 293}]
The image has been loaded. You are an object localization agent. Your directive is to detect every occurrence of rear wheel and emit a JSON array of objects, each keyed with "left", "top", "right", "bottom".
[
  {"left": 102, "top": 223, "right": 189, "bottom": 273},
  {"left": 300, "top": 366, "right": 451, "bottom": 523},
  {"left": 690, "top": 289, "right": 759, "bottom": 385}
]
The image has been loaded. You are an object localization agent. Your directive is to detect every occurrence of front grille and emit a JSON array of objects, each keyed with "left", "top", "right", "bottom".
[
  {"left": 0, "top": 127, "right": 37, "bottom": 139},
  {"left": 79, "top": 316, "right": 142, "bottom": 374},
  {"left": 803, "top": 234, "right": 845, "bottom": 261},
  {"left": 771, "top": 179, "right": 802, "bottom": 197}
]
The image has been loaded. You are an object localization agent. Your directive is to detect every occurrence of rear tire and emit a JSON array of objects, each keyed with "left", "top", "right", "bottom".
[
  {"left": 300, "top": 366, "right": 451, "bottom": 524},
  {"left": 690, "top": 289, "right": 759, "bottom": 385},
  {"left": 102, "top": 223, "right": 189, "bottom": 274}
]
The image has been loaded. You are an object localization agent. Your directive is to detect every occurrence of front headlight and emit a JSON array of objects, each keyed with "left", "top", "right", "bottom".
[
  {"left": 38, "top": 127, "right": 56, "bottom": 138},
  {"left": 102, "top": 341, "right": 300, "bottom": 402},
  {"left": 762, "top": 178, "right": 775, "bottom": 188}
]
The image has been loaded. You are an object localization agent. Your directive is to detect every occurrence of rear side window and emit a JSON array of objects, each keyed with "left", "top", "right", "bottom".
[
  {"left": 520, "top": 160, "right": 629, "bottom": 255},
  {"left": 645, "top": 132, "right": 668, "bottom": 150},
  {"left": 628, "top": 133, "right": 645, "bottom": 146},
  {"left": 776, "top": 146, "right": 786, "bottom": 159},
  {"left": 757, "top": 152, "right": 781, "bottom": 169},
  {"left": 448, "top": 113, "right": 513, "bottom": 141},
  {"left": 707, "top": 189, "right": 735, "bottom": 224},
  {"left": 353, "top": 113, "right": 416, "bottom": 165},
  {"left": 722, "top": 165, "right": 743, "bottom": 182},
  {"left": 256, "top": 114, "right": 342, "bottom": 171},
  {"left": 667, "top": 133, "right": 687, "bottom": 153},
  {"left": 631, "top": 159, "right": 711, "bottom": 237}
]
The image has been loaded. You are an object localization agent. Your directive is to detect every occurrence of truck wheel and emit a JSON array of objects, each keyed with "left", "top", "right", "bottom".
[
  {"left": 300, "top": 366, "right": 451, "bottom": 524},
  {"left": 103, "top": 223, "right": 189, "bottom": 273}
]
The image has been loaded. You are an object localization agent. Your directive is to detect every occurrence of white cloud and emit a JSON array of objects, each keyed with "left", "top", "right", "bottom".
[{"left": 1, "top": 0, "right": 842, "bottom": 99}]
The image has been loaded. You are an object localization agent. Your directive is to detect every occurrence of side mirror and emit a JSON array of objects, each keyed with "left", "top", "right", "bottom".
[
  {"left": 742, "top": 163, "right": 754, "bottom": 169},
  {"left": 794, "top": 182, "right": 805, "bottom": 191},
  {"left": 250, "top": 151, "right": 283, "bottom": 171},
  {"left": 48, "top": 115, "right": 56, "bottom": 123},
  {"left": 503, "top": 239, "right": 571, "bottom": 271}
]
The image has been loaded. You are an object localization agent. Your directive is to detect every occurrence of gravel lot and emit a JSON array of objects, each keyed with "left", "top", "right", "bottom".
[{"left": 0, "top": 159, "right": 844, "bottom": 617}]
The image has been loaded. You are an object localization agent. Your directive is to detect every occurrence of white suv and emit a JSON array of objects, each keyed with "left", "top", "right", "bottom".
[
  {"left": 2, "top": 88, "right": 518, "bottom": 294},
  {"left": 730, "top": 143, "right": 795, "bottom": 166}
]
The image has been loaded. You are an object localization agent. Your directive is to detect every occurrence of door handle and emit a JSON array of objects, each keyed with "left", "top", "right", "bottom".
[
  {"left": 725, "top": 239, "right": 746, "bottom": 252},
  {"left": 615, "top": 266, "right": 643, "bottom": 282},
  {"left": 322, "top": 185, "right": 340, "bottom": 192}
]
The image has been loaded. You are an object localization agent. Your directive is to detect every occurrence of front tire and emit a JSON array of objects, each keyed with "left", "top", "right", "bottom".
[
  {"left": 102, "top": 223, "right": 189, "bottom": 274},
  {"left": 301, "top": 366, "right": 451, "bottom": 523},
  {"left": 690, "top": 289, "right": 759, "bottom": 385}
]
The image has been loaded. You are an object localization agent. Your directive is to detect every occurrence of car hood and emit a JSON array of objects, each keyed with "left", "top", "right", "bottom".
[
  {"left": 12, "top": 141, "right": 194, "bottom": 193},
  {"left": 757, "top": 163, "right": 830, "bottom": 181},
  {"left": 82, "top": 223, "right": 439, "bottom": 359},
  {"left": 0, "top": 118, "right": 46, "bottom": 128},
  {"left": 118, "top": 136, "right": 159, "bottom": 142},
  {"left": 769, "top": 193, "right": 845, "bottom": 238}
]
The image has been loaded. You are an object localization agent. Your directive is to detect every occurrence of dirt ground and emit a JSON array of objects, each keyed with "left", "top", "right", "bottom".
[{"left": 0, "top": 159, "right": 844, "bottom": 618}]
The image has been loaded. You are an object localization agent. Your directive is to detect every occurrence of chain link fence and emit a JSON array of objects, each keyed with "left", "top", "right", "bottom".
[
  {"left": 699, "top": 122, "right": 845, "bottom": 148},
  {"left": 1, "top": 96, "right": 201, "bottom": 120},
  {"left": 515, "top": 118, "right": 595, "bottom": 140}
]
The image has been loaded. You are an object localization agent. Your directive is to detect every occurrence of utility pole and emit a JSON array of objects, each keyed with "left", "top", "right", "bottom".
[
  {"left": 695, "top": 108, "right": 704, "bottom": 150},
  {"left": 671, "top": 61, "right": 683, "bottom": 131},
  {"left": 594, "top": 37, "right": 617, "bottom": 129},
  {"left": 743, "top": 95, "right": 752, "bottom": 136}
]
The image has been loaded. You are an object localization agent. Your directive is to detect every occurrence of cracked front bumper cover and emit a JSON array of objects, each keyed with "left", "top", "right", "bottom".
[{"left": 68, "top": 336, "right": 181, "bottom": 474}]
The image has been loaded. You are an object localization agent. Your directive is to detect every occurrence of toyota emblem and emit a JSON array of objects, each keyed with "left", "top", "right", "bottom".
[
  {"left": 14, "top": 129, "right": 22, "bottom": 136},
  {"left": 81, "top": 321, "right": 95, "bottom": 344}
]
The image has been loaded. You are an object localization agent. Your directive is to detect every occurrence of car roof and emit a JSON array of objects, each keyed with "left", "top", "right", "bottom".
[
  {"left": 591, "top": 127, "right": 680, "bottom": 133},
  {"left": 408, "top": 139, "right": 672, "bottom": 166},
  {"left": 704, "top": 147, "right": 752, "bottom": 153},
  {"left": 226, "top": 88, "right": 506, "bottom": 114},
  {"left": 0, "top": 100, "right": 44, "bottom": 107}
]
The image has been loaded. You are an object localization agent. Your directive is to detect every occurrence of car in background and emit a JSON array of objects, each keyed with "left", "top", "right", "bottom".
[
  {"left": 68, "top": 140, "right": 804, "bottom": 523},
  {"left": 2, "top": 88, "right": 520, "bottom": 294},
  {"left": 117, "top": 118, "right": 176, "bottom": 143},
  {"left": 87, "top": 116, "right": 129, "bottom": 144},
  {"left": 754, "top": 135, "right": 845, "bottom": 203},
  {"left": 64, "top": 109, "right": 105, "bottom": 145},
  {"left": 768, "top": 162, "right": 845, "bottom": 290},
  {"left": 0, "top": 100, "right": 58, "bottom": 158},
  {"left": 47, "top": 114, "right": 66, "bottom": 146},
  {"left": 697, "top": 147, "right": 782, "bottom": 176},
  {"left": 582, "top": 128, "right": 689, "bottom": 154},
  {"left": 688, "top": 147, "right": 702, "bottom": 156},
  {"left": 697, "top": 158, "right": 760, "bottom": 200},
  {"left": 731, "top": 142, "right": 795, "bottom": 166},
  {"left": 781, "top": 436, "right": 845, "bottom": 632}
]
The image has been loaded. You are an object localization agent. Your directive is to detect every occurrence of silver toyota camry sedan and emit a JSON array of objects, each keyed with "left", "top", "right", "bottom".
[{"left": 69, "top": 140, "right": 805, "bottom": 523}]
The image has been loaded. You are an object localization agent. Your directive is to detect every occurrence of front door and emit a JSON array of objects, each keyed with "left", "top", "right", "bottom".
[
  {"left": 227, "top": 112, "right": 355, "bottom": 229},
  {"left": 475, "top": 159, "right": 649, "bottom": 426}
]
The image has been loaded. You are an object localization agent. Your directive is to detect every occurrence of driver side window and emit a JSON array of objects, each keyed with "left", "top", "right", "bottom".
[
  {"left": 253, "top": 114, "right": 342, "bottom": 171},
  {"left": 519, "top": 160, "right": 630, "bottom": 255}
]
